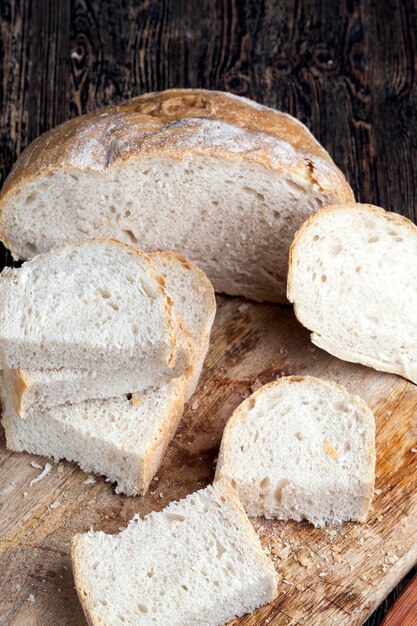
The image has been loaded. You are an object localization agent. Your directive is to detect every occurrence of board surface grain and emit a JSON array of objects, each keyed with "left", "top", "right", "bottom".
[
  {"left": 1, "top": 296, "right": 417, "bottom": 625},
  {"left": 1, "top": 1, "right": 417, "bottom": 623}
]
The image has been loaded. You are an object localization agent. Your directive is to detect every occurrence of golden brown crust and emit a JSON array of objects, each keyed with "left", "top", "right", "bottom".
[
  {"left": 6, "top": 368, "right": 28, "bottom": 414},
  {"left": 140, "top": 377, "right": 187, "bottom": 493},
  {"left": 0, "top": 89, "right": 353, "bottom": 209},
  {"left": 71, "top": 536, "right": 102, "bottom": 626}
]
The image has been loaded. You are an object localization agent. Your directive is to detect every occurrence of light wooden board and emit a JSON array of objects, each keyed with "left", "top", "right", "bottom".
[{"left": 1, "top": 296, "right": 417, "bottom": 626}]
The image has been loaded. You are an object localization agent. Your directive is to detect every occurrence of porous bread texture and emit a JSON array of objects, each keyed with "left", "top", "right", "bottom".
[
  {"left": 2, "top": 376, "right": 187, "bottom": 496},
  {"left": 71, "top": 481, "right": 278, "bottom": 626},
  {"left": 215, "top": 376, "right": 375, "bottom": 527},
  {"left": 288, "top": 203, "right": 417, "bottom": 383},
  {"left": 4, "top": 311, "right": 190, "bottom": 416},
  {"left": 5, "top": 251, "right": 215, "bottom": 415},
  {"left": 0, "top": 238, "right": 176, "bottom": 371},
  {"left": 0, "top": 89, "right": 354, "bottom": 302}
]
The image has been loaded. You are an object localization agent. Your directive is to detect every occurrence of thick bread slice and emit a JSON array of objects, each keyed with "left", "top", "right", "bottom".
[
  {"left": 151, "top": 251, "right": 216, "bottom": 401},
  {"left": 215, "top": 376, "right": 375, "bottom": 527},
  {"left": 1, "top": 376, "right": 187, "bottom": 496},
  {"left": 71, "top": 481, "right": 278, "bottom": 626},
  {"left": 0, "top": 89, "right": 353, "bottom": 302},
  {"left": 0, "top": 238, "right": 176, "bottom": 372},
  {"left": 287, "top": 203, "right": 417, "bottom": 383},
  {"left": 5, "top": 251, "right": 215, "bottom": 415}
]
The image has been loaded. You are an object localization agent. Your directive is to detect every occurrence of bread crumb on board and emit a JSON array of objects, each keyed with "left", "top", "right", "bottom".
[
  {"left": 29, "top": 462, "right": 52, "bottom": 487},
  {"left": 27, "top": 594, "right": 35, "bottom": 603},
  {"left": 83, "top": 475, "right": 97, "bottom": 485}
]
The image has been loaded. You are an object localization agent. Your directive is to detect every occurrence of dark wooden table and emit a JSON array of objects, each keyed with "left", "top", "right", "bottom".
[{"left": 0, "top": 1, "right": 416, "bottom": 624}]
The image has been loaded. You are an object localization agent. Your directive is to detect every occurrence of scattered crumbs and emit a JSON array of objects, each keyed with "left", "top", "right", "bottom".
[
  {"left": 49, "top": 501, "right": 61, "bottom": 510},
  {"left": 57, "top": 465, "right": 64, "bottom": 474},
  {"left": 282, "top": 579, "right": 293, "bottom": 585},
  {"left": 153, "top": 476, "right": 159, "bottom": 482},
  {"left": 237, "top": 302, "right": 250, "bottom": 313},
  {"left": 250, "top": 379, "right": 262, "bottom": 393},
  {"left": 358, "top": 538, "right": 365, "bottom": 545},
  {"left": 374, "top": 488, "right": 382, "bottom": 495},
  {"left": 384, "top": 554, "right": 399, "bottom": 565},
  {"left": 191, "top": 402, "right": 199, "bottom": 410},
  {"left": 10, "top": 481, "right": 16, "bottom": 487},
  {"left": 23, "top": 492, "right": 28, "bottom": 498},
  {"left": 297, "top": 554, "right": 312, "bottom": 567},
  {"left": 16, "top": 584, "right": 21, "bottom": 591},
  {"left": 28, "top": 594, "right": 35, "bottom": 603},
  {"left": 159, "top": 492, "right": 164, "bottom": 498},
  {"left": 371, "top": 580, "right": 379, "bottom": 587},
  {"left": 118, "top": 527, "right": 125, "bottom": 532},
  {"left": 271, "top": 543, "right": 290, "bottom": 560},
  {"left": 349, "top": 564, "right": 354, "bottom": 571},
  {"left": 149, "top": 491, "right": 156, "bottom": 496},
  {"left": 30, "top": 461, "right": 42, "bottom": 469},
  {"left": 386, "top": 410, "right": 392, "bottom": 417},
  {"left": 411, "top": 448, "right": 417, "bottom": 454},
  {"left": 377, "top": 515, "right": 384, "bottom": 522},
  {"left": 360, "top": 575, "right": 368, "bottom": 582},
  {"left": 83, "top": 476, "right": 97, "bottom": 485},
  {"left": 29, "top": 463, "right": 52, "bottom": 487},
  {"left": 381, "top": 564, "right": 389, "bottom": 573}
]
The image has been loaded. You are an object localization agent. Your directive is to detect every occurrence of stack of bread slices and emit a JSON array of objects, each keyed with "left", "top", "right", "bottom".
[{"left": 0, "top": 238, "right": 216, "bottom": 495}]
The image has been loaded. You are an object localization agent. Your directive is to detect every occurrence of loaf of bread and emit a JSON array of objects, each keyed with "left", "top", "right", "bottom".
[
  {"left": 5, "top": 251, "right": 215, "bottom": 415},
  {"left": 216, "top": 376, "right": 375, "bottom": 527},
  {"left": 71, "top": 481, "right": 278, "bottom": 625},
  {"left": 288, "top": 203, "right": 417, "bottom": 383},
  {"left": 0, "top": 89, "right": 353, "bottom": 302},
  {"left": 0, "top": 238, "right": 176, "bottom": 372}
]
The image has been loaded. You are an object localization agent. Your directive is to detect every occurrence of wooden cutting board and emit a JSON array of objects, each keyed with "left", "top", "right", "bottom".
[{"left": 1, "top": 295, "right": 417, "bottom": 626}]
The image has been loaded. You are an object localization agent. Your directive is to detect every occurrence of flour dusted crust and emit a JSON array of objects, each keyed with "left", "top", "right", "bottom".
[
  {"left": 0, "top": 88, "right": 352, "bottom": 214},
  {"left": 0, "top": 90, "right": 354, "bottom": 303}
]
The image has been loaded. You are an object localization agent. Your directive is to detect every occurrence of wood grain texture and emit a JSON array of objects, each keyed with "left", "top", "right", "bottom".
[
  {"left": 382, "top": 573, "right": 417, "bottom": 626},
  {"left": 0, "top": 1, "right": 416, "bottom": 624}
]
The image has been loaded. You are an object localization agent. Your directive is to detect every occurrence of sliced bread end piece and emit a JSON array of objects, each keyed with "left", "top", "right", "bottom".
[
  {"left": 71, "top": 480, "right": 278, "bottom": 626},
  {"left": 216, "top": 375, "right": 375, "bottom": 527}
]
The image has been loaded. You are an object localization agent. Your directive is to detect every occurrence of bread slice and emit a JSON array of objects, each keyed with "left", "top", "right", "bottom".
[
  {"left": 71, "top": 481, "right": 278, "bottom": 626},
  {"left": 2, "top": 376, "right": 187, "bottom": 496},
  {"left": 215, "top": 376, "right": 375, "bottom": 527},
  {"left": 5, "top": 251, "right": 215, "bottom": 415},
  {"left": 288, "top": 203, "right": 417, "bottom": 383},
  {"left": 0, "top": 89, "right": 353, "bottom": 302},
  {"left": 0, "top": 238, "right": 176, "bottom": 372}
]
